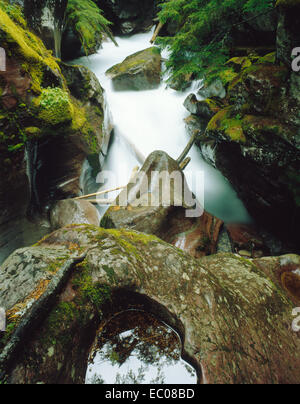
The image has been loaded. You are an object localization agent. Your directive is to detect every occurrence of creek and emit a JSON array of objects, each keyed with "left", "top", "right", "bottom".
[{"left": 75, "top": 29, "right": 251, "bottom": 224}]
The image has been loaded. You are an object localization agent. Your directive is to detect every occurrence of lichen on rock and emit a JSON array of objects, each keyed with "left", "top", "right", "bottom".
[
  {"left": 0, "top": 225, "right": 299, "bottom": 384},
  {"left": 106, "top": 47, "right": 162, "bottom": 91}
]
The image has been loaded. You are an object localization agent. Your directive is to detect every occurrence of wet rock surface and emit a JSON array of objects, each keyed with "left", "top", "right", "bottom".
[
  {"left": 106, "top": 47, "right": 162, "bottom": 91},
  {"left": 189, "top": 52, "right": 300, "bottom": 249},
  {"left": 0, "top": 225, "right": 299, "bottom": 384},
  {"left": 23, "top": 0, "right": 68, "bottom": 57},
  {"left": 101, "top": 0, "right": 156, "bottom": 35}
]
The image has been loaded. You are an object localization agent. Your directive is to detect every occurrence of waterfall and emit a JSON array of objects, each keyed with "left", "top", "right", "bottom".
[{"left": 74, "top": 30, "right": 251, "bottom": 224}]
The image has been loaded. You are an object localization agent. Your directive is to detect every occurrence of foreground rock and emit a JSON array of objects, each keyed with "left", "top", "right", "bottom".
[
  {"left": 106, "top": 47, "right": 162, "bottom": 91},
  {"left": 0, "top": 225, "right": 299, "bottom": 384}
]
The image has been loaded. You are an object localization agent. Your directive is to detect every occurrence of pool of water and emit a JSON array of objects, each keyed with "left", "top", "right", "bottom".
[{"left": 85, "top": 310, "right": 198, "bottom": 385}]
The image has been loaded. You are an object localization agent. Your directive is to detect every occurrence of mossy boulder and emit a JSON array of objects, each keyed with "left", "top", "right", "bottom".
[
  {"left": 106, "top": 47, "right": 162, "bottom": 91},
  {"left": 206, "top": 107, "right": 246, "bottom": 143},
  {"left": 0, "top": 6, "right": 112, "bottom": 261},
  {"left": 0, "top": 225, "right": 299, "bottom": 384},
  {"left": 0, "top": 6, "right": 110, "bottom": 161},
  {"left": 184, "top": 95, "right": 221, "bottom": 120},
  {"left": 227, "top": 64, "right": 289, "bottom": 115},
  {"left": 200, "top": 51, "right": 300, "bottom": 248}
]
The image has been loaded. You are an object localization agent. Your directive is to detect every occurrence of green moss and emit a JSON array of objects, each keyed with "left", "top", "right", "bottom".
[
  {"left": 256, "top": 52, "right": 276, "bottom": 65},
  {"left": 45, "top": 257, "right": 68, "bottom": 274},
  {"left": 276, "top": 0, "right": 300, "bottom": 7},
  {"left": 24, "top": 127, "right": 41, "bottom": 138},
  {"left": 0, "top": 6, "right": 104, "bottom": 160},
  {"left": 106, "top": 47, "right": 159, "bottom": 76},
  {"left": 0, "top": 1, "right": 26, "bottom": 29},
  {"left": 73, "top": 260, "right": 112, "bottom": 313},
  {"left": 42, "top": 302, "right": 79, "bottom": 346},
  {"left": 35, "top": 87, "right": 73, "bottom": 126},
  {"left": 0, "top": 318, "right": 20, "bottom": 352},
  {"left": 219, "top": 69, "right": 238, "bottom": 86},
  {"left": 226, "top": 56, "right": 253, "bottom": 72},
  {"left": 0, "top": 8, "right": 61, "bottom": 94},
  {"left": 207, "top": 108, "right": 246, "bottom": 143}
]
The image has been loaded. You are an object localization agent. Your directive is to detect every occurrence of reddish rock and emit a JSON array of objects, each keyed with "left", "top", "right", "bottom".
[
  {"left": 161, "top": 209, "right": 223, "bottom": 258},
  {"left": 0, "top": 58, "right": 31, "bottom": 109},
  {"left": 225, "top": 223, "right": 268, "bottom": 257}
]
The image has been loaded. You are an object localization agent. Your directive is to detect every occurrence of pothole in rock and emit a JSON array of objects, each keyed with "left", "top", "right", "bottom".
[{"left": 85, "top": 310, "right": 198, "bottom": 384}]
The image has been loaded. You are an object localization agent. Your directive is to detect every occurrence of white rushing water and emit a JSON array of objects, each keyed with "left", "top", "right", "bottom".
[{"left": 75, "top": 30, "right": 251, "bottom": 224}]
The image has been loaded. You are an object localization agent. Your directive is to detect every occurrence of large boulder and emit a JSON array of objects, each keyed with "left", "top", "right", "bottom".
[
  {"left": 100, "top": 150, "right": 269, "bottom": 259},
  {"left": 0, "top": 225, "right": 299, "bottom": 384},
  {"left": 106, "top": 47, "right": 161, "bottom": 91},
  {"left": 100, "top": 150, "right": 224, "bottom": 258}
]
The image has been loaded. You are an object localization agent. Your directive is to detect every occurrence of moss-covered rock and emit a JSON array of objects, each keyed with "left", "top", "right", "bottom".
[
  {"left": 106, "top": 47, "right": 162, "bottom": 91},
  {"left": 206, "top": 107, "right": 246, "bottom": 143},
  {"left": 0, "top": 5, "right": 112, "bottom": 262},
  {"left": 196, "top": 47, "right": 300, "bottom": 249},
  {"left": 0, "top": 6, "right": 109, "bottom": 160},
  {"left": 183, "top": 95, "right": 221, "bottom": 120},
  {"left": 0, "top": 225, "right": 299, "bottom": 384},
  {"left": 227, "top": 64, "right": 289, "bottom": 115}
]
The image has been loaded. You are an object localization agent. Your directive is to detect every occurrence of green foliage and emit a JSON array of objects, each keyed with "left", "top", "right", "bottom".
[
  {"left": 65, "top": 0, "right": 117, "bottom": 55},
  {"left": 156, "top": 0, "right": 275, "bottom": 86}
]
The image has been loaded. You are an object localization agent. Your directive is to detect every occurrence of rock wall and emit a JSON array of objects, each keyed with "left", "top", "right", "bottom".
[
  {"left": 10, "top": 0, "right": 68, "bottom": 57},
  {"left": 184, "top": 3, "right": 300, "bottom": 251},
  {"left": 0, "top": 5, "right": 112, "bottom": 262},
  {"left": 99, "top": 0, "right": 156, "bottom": 35}
]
